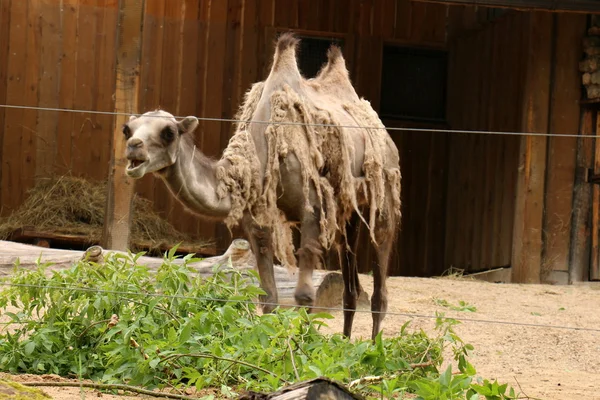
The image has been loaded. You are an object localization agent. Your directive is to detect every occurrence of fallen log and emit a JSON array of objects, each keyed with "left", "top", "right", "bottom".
[
  {"left": 0, "top": 239, "right": 370, "bottom": 310},
  {"left": 239, "top": 378, "right": 364, "bottom": 400}
]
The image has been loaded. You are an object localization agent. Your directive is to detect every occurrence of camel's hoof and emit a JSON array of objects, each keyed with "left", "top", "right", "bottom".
[
  {"left": 260, "top": 296, "right": 278, "bottom": 314},
  {"left": 294, "top": 291, "right": 315, "bottom": 312}
]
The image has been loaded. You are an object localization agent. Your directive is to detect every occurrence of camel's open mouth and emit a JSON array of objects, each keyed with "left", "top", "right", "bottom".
[{"left": 126, "top": 159, "right": 148, "bottom": 171}]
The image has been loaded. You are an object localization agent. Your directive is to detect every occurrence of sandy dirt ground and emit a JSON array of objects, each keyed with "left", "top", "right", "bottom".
[{"left": 2, "top": 275, "right": 599, "bottom": 399}]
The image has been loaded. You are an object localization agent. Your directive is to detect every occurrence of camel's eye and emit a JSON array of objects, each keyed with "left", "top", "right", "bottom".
[
  {"left": 161, "top": 126, "right": 175, "bottom": 143},
  {"left": 122, "top": 124, "right": 131, "bottom": 140}
]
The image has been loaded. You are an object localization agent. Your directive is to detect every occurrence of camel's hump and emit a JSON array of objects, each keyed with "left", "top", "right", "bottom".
[{"left": 276, "top": 32, "right": 300, "bottom": 53}]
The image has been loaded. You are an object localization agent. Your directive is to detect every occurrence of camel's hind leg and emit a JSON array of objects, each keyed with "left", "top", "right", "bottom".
[
  {"left": 371, "top": 211, "right": 397, "bottom": 340},
  {"left": 340, "top": 211, "right": 362, "bottom": 338},
  {"left": 243, "top": 215, "right": 278, "bottom": 314}
]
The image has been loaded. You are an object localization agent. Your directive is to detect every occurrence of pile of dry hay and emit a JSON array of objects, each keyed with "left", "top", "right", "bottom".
[{"left": 0, "top": 175, "right": 213, "bottom": 254}]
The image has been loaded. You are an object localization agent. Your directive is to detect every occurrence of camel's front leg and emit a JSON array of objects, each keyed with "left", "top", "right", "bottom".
[
  {"left": 243, "top": 215, "right": 278, "bottom": 314},
  {"left": 294, "top": 207, "right": 323, "bottom": 310}
]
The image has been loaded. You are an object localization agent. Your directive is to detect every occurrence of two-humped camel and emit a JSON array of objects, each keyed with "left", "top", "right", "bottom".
[{"left": 123, "top": 33, "right": 401, "bottom": 339}]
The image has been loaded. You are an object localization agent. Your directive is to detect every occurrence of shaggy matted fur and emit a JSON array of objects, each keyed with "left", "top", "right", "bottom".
[{"left": 216, "top": 40, "right": 401, "bottom": 269}]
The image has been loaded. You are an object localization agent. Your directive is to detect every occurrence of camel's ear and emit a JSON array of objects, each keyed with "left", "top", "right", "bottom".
[
  {"left": 177, "top": 116, "right": 199, "bottom": 135},
  {"left": 129, "top": 115, "right": 137, "bottom": 122}
]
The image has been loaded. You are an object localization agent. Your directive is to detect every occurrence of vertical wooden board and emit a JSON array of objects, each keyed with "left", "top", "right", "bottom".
[
  {"left": 195, "top": 0, "right": 209, "bottom": 136},
  {"left": 331, "top": 0, "right": 348, "bottom": 33},
  {"left": 0, "top": 0, "right": 11, "bottom": 209},
  {"left": 476, "top": 27, "right": 494, "bottom": 269},
  {"left": 201, "top": 0, "right": 227, "bottom": 158},
  {"left": 192, "top": 0, "right": 214, "bottom": 241},
  {"left": 136, "top": 0, "right": 166, "bottom": 206},
  {"left": 256, "top": 0, "right": 274, "bottom": 79},
  {"left": 446, "top": 5, "right": 465, "bottom": 40},
  {"left": 174, "top": 0, "right": 201, "bottom": 236},
  {"left": 95, "top": 0, "right": 118, "bottom": 179},
  {"left": 55, "top": 0, "right": 78, "bottom": 176},
  {"left": 19, "top": 0, "right": 40, "bottom": 204},
  {"left": 511, "top": 12, "right": 552, "bottom": 284},
  {"left": 178, "top": 0, "right": 200, "bottom": 117},
  {"left": 71, "top": 0, "right": 98, "bottom": 179},
  {"left": 408, "top": 1, "right": 427, "bottom": 43},
  {"left": 398, "top": 132, "right": 417, "bottom": 275},
  {"left": 380, "top": 0, "right": 396, "bottom": 38},
  {"left": 372, "top": 0, "right": 385, "bottom": 36},
  {"left": 289, "top": 0, "right": 299, "bottom": 29},
  {"left": 592, "top": 114, "right": 600, "bottom": 280},
  {"left": 197, "top": 0, "right": 229, "bottom": 242},
  {"left": 461, "top": 35, "right": 481, "bottom": 271},
  {"left": 412, "top": 132, "right": 430, "bottom": 275},
  {"left": 214, "top": 0, "right": 244, "bottom": 248},
  {"left": 443, "top": 38, "right": 466, "bottom": 268},
  {"left": 88, "top": 0, "right": 112, "bottom": 181},
  {"left": 488, "top": 16, "right": 508, "bottom": 267},
  {"left": 423, "top": 3, "right": 447, "bottom": 44},
  {"left": 319, "top": 0, "right": 332, "bottom": 32},
  {"left": 499, "top": 13, "right": 524, "bottom": 266},
  {"left": 240, "top": 0, "right": 259, "bottom": 96},
  {"left": 423, "top": 132, "right": 448, "bottom": 275},
  {"left": 570, "top": 110, "right": 593, "bottom": 283},
  {"left": 1, "top": 0, "right": 28, "bottom": 213},
  {"left": 481, "top": 22, "right": 501, "bottom": 269},
  {"left": 221, "top": 0, "right": 243, "bottom": 151},
  {"left": 470, "top": 30, "right": 491, "bottom": 271},
  {"left": 35, "top": 0, "right": 62, "bottom": 180},
  {"left": 299, "top": 0, "right": 319, "bottom": 31},
  {"left": 273, "top": 0, "right": 291, "bottom": 28},
  {"left": 155, "top": 0, "right": 183, "bottom": 229},
  {"left": 542, "top": 13, "right": 585, "bottom": 276},
  {"left": 394, "top": 0, "right": 412, "bottom": 40}
]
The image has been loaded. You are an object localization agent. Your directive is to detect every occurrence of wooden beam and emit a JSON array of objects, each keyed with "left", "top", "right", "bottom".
[
  {"left": 101, "top": 0, "right": 145, "bottom": 251},
  {"left": 511, "top": 12, "right": 553, "bottom": 284},
  {"left": 411, "top": 0, "right": 600, "bottom": 13}
]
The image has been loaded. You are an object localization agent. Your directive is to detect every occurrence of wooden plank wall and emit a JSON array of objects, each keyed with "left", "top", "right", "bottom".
[
  {"left": 1, "top": 0, "right": 118, "bottom": 213},
  {"left": 445, "top": 10, "right": 586, "bottom": 280},
  {"left": 0, "top": 0, "right": 451, "bottom": 271},
  {"left": 0, "top": 1, "right": 586, "bottom": 279},
  {"left": 445, "top": 10, "right": 527, "bottom": 273}
]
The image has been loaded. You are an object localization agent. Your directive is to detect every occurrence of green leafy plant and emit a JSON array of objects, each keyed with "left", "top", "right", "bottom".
[
  {"left": 0, "top": 249, "right": 517, "bottom": 399},
  {"left": 435, "top": 298, "right": 478, "bottom": 312}
]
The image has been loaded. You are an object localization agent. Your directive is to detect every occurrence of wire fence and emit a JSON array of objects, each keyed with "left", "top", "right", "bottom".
[
  {"left": 1, "top": 101, "right": 599, "bottom": 334},
  {"left": 0, "top": 280, "right": 598, "bottom": 334},
  {"left": 1, "top": 103, "right": 599, "bottom": 139}
]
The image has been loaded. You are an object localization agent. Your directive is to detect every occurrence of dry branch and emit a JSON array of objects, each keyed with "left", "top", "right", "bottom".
[{"left": 21, "top": 381, "right": 195, "bottom": 400}]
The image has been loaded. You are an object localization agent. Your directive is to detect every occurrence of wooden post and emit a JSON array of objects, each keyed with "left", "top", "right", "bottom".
[
  {"left": 101, "top": 0, "right": 145, "bottom": 251},
  {"left": 590, "top": 111, "right": 600, "bottom": 281},
  {"left": 511, "top": 12, "right": 553, "bottom": 284},
  {"left": 570, "top": 110, "right": 594, "bottom": 283}
]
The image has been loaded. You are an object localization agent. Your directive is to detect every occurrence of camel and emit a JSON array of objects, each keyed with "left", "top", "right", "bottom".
[{"left": 123, "top": 33, "right": 401, "bottom": 339}]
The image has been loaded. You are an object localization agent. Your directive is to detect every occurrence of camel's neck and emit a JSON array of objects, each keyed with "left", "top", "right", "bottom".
[{"left": 158, "top": 137, "right": 231, "bottom": 219}]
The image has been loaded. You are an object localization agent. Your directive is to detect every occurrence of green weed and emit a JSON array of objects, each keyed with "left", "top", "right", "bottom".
[{"left": 0, "top": 249, "right": 516, "bottom": 399}]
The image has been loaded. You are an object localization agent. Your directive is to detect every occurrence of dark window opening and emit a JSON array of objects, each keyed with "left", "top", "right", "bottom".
[
  {"left": 297, "top": 36, "right": 345, "bottom": 79},
  {"left": 380, "top": 46, "right": 448, "bottom": 123}
]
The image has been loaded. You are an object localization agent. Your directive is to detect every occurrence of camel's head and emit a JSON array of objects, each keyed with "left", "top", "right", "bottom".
[{"left": 123, "top": 110, "right": 199, "bottom": 179}]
